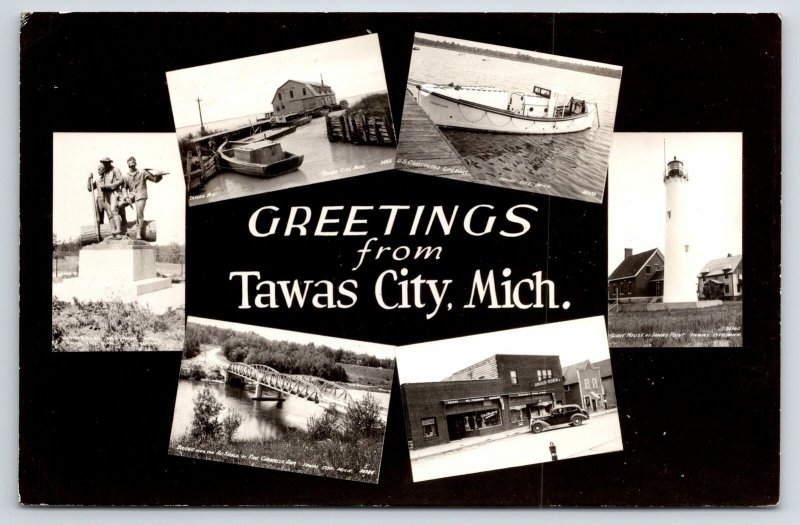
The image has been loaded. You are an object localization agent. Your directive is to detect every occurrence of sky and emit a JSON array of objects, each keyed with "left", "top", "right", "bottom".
[
  {"left": 166, "top": 34, "right": 389, "bottom": 129},
  {"left": 608, "top": 132, "right": 742, "bottom": 274},
  {"left": 415, "top": 32, "right": 622, "bottom": 71},
  {"left": 188, "top": 316, "right": 396, "bottom": 361},
  {"left": 396, "top": 316, "right": 609, "bottom": 384},
  {"left": 52, "top": 133, "right": 185, "bottom": 245}
]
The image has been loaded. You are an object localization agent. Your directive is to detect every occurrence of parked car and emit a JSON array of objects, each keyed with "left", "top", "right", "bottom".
[{"left": 530, "top": 404, "right": 589, "bottom": 433}]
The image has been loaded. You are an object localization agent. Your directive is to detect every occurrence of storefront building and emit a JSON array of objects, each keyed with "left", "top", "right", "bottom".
[{"left": 401, "top": 354, "right": 566, "bottom": 450}]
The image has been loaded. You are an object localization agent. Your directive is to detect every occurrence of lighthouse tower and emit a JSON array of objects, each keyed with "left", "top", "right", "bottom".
[{"left": 663, "top": 156, "right": 696, "bottom": 302}]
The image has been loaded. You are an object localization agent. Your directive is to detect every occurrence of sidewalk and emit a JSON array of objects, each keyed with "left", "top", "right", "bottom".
[{"left": 409, "top": 407, "right": 619, "bottom": 461}]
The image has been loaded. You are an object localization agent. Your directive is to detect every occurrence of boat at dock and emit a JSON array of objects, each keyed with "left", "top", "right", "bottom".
[
  {"left": 408, "top": 80, "right": 597, "bottom": 135},
  {"left": 217, "top": 138, "right": 304, "bottom": 178}
]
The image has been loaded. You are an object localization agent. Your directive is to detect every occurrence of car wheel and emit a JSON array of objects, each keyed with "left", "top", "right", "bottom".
[
  {"left": 531, "top": 422, "right": 544, "bottom": 434},
  {"left": 571, "top": 416, "right": 584, "bottom": 426}
]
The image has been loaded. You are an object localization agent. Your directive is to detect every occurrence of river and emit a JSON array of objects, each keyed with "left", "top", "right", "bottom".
[
  {"left": 170, "top": 378, "right": 391, "bottom": 442},
  {"left": 186, "top": 109, "right": 395, "bottom": 206},
  {"left": 407, "top": 45, "right": 621, "bottom": 203}
]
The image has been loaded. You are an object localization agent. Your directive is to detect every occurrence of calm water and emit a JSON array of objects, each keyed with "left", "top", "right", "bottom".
[
  {"left": 188, "top": 116, "right": 395, "bottom": 206},
  {"left": 170, "top": 379, "right": 390, "bottom": 442},
  {"left": 408, "top": 46, "right": 621, "bottom": 203}
]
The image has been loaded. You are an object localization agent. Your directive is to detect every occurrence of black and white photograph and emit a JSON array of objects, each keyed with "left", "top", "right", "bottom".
[
  {"left": 167, "top": 34, "right": 396, "bottom": 206},
  {"left": 51, "top": 133, "right": 186, "bottom": 352},
  {"left": 169, "top": 317, "right": 395, "bottom": 483},
  {"left": 607, "top": 133, "right": 742, "bottom": 347},
  {"left": 396, "top": 316, "right": 622, "bottom": 482},
  {"left": 396, "top": 33, "right": 622, "bottom": 203}
]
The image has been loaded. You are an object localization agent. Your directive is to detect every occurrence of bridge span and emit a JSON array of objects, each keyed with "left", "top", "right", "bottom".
[{"left": 222, "top": 362, "right": 354, "bottom": 411}]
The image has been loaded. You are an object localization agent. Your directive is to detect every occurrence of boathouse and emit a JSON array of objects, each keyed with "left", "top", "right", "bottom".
[
  {"left": 607, "top": 248, "right": 665, "bottom": 300},
  {"left": 401, "top": 354, "right": 565, "bottom": 450},
  {"left": 271, "top": 79, "right": 336, "bottom": 117},
  {"left": 696, "top": 254, "right": 742, "bottom": 300}
]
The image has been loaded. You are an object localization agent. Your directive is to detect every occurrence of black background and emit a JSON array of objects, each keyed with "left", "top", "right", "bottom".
[{"left": 20, "top": 13, "right": 780, "bottom": 506}]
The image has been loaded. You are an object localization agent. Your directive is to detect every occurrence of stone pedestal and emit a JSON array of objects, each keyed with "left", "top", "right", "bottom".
[{"left": 77, "top": 239, "right": 171, "bottom": 300}]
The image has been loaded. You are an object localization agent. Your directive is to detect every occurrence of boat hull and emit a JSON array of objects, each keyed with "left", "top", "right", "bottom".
[
  {"left": 413, "top": 85, "right": 595, "bottom": 135},
  {"left": 218, "top": 145, "right": 304, "bottom": 178}
]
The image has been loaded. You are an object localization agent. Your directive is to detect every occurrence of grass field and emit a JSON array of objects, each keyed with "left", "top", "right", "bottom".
[
  {"left": 608, "top": 302, "right": 742, "bottom": 347},
  {"left": 340, "top": 363, "right": 393, "bottom": 388}
]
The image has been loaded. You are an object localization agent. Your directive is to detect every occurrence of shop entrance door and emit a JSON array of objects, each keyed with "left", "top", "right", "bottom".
[{"left": 446, "top": 414, "right": 466, "bottom": 441}]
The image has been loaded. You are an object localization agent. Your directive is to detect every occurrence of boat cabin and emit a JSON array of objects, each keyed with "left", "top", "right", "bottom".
[
  {"left": 507, "top": 86, "right": 587, "bottom": 118},
  {"left": 229, "top": 140, "right": 285, "bottom": 164}
]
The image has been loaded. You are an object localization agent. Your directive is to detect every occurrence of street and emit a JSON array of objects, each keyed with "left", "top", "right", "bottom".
[{"left": 411, "top": 411, "right": 623, "bottom": 482}]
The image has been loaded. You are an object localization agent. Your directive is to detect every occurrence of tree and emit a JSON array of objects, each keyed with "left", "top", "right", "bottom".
[
  {"left": 190, "top": 387, "right": 224, "bottom": 441},
  {"left": 221, "top": 409, "right": 244, "bottom": 443},
  {"left": 343, "top": 394, "right": 385, "bottom": 440}
]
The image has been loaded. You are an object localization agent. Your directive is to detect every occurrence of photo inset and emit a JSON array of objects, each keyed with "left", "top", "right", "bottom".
[
  {"left": 397, "top": 33, "right": 622, "bottom": 203},
  {"left": 607, "top": 133, "right": 742, "bottom": 347},
  {"left": 166, "top": 34, "right": 396, "bottom": 206},
  {"left": 51, "top": 133, "right": 185, "bottom": 352},
  {"left": 169, "top": 317, "right": 395, "bottom": 483},
  {"left": 396, "top": 317, "right": 622, "bottom": 482}
]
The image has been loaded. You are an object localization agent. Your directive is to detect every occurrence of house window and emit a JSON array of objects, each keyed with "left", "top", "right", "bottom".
[
  {"left": 584, "top": 379, "right": 590, "bottom": 389},
  {"left": 725, "top": 284, "right": 730, "bottom": 294},
  {"left": 547, "top": 369, "right": 552, "bottom": 379},
  {"left": 737, "top": 283, "right": 742, "bottom": 293},
  {"left": 289, "top": 90, "right": 294, "bottom": 98},
  {"left": 421, "top": 418, "right": 438, "bottom": 438},
  {"left": 667, "top": 211, "right": 671, "bottom": 219},
  {"left": 685, "top": 244, "right": 690, "bottom": 253},
  {"left": 592, "top": 378, "right": 598, "bottom": 389},
  {"left": 537, "top": 370, "right": 543, "bottom": 381},
  {"left": 278, "top": 93, "right": 282, "bottom": 101},
  {"left": 655, "top": 263, "right": 660, "bottom": 271},
  {"left": 646, "top": 265, "right": 651, "bottom": 274},
  {"left": 565, "top": 385, "right": 570, "bottom": 392},
  {"left": 302, "top": 87, "right": 307, "bottom": 96},
  {"left": 510, "top": 370, "right": 518, "bottom": 385}
]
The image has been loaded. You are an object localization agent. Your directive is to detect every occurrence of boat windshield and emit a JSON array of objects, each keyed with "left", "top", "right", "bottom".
[{"left": 532, "top": 86, "right": 551, "bottom": 98}]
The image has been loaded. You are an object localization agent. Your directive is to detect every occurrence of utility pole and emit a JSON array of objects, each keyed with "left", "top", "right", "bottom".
[{"left": 196, "top": 98, "right": 207, "bottom": 135}]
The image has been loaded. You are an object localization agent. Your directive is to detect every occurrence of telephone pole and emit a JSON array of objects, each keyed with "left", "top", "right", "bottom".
[{"left": 196, "top": 98, "right": 207, "bottom": 135}]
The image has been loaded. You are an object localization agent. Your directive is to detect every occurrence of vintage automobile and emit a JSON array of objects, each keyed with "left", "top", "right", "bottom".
[{"left": 529, "top": 404, "right": 590, "bottom": 433}]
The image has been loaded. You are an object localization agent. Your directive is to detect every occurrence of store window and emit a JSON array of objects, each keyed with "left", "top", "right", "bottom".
[
  {"left": 463, "top": 409, "right": 502, "bottom": 432},
  {"left": 421, "top": 417, "right": 438, "bottom": 438},
  {"left": 510, "top": 370, "right": 518, "bottom": 385}
]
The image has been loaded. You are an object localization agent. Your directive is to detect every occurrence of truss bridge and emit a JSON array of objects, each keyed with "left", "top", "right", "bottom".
[{"left": 223, "top": 362, "right": 354, "bottom": 411}]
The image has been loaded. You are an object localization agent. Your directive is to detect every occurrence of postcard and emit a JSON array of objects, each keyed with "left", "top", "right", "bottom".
[
  {"left": 51, "top": 133, "right": 185, "bottom": 351},
  {"left": 396, "top": 316, "right": 622, "bottom": 482},
  {"left": 169, "top": 317, "right": 395, "bottom": 483},
  {"left": 396, "top": 32, "right": 622, "bottom": 204},
  {"left": 166, "top": 34, "right": 397, "bottom": 206},
  {"left": 607, "top": 133, "right": 742, "bottom": 347}
]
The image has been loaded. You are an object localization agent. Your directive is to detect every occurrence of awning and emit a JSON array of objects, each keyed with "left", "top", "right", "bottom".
[{"left": 590, "top": 392, "right": 601, "bottom": 399}]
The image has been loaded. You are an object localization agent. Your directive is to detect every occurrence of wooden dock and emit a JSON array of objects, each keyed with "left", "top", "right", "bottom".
[
  {"left": 396, "top": 89, "right": 471, "bottom": 179},
  {"left": 326, "top": 110, "right": 396, "bottom": 146}
]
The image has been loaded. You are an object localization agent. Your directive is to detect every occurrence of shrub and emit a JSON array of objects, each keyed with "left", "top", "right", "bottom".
[
  {"left": 307, "top": 412, "right": 338, "bottom": 441},
  {"left": 221, "top": 409, "right": 244, "bottom": 443},
  {"left": 343, "top": 394, "right": 385, "bottom": 440},
  {"left": 190, "top": 387, "right": 224, "bottom": 442}
]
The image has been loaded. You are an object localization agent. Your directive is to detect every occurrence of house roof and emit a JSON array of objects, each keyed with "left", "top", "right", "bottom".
[
  {"left": 593, "top": 358, "right": 613, "bottom": 378},
  {"left": 699, "top": 254, "right": 742, "bottom": 277},
  {"left": 562, "top": 359, "right": 600, "bottom": 385},
  {"left": 608, "top": 248, "right": 662, "bottom": 281},
  {"left": 274, "top": 80, "right": 332, "bottom": 99}
]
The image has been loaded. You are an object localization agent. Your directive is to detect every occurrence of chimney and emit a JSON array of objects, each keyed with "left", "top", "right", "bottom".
[{"left": 624, "top": 248, "right": 633, "bottom": 259}]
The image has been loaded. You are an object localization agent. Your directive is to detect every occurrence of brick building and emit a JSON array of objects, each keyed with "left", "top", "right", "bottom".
[
  {"left": 562, "top": 360, "right": 605, "bottom": 412},
  {"left": 401, "top": 354, "right": 565, "bottom": 450}
]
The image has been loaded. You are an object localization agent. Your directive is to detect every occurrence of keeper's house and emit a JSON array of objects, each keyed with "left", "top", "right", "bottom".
[
  {"left": 272, "top": 79, "right": 337, "bottom": 117},
  {"left": 608, "top": 247, "right": 665, "bottom": 299},
  {"left": 697, "top": 254, "right": 743, "bottom": 300},
  {"left": 401, "top": 354, "right": 565, "bottom": 450}
]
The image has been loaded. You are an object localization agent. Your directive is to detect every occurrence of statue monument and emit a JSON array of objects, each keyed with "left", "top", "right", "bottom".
[{"left": 76, "top": 156, "right": 172, "bottom": 300}]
